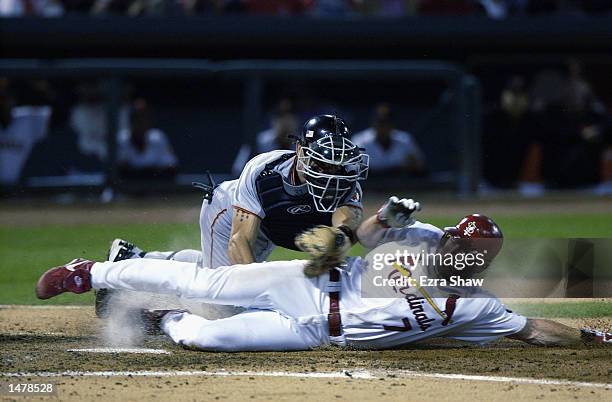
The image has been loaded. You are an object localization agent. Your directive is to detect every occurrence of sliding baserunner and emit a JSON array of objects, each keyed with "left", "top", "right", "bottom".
[{"left": 36, "top": 198, "right": 610, "bottom": 350}]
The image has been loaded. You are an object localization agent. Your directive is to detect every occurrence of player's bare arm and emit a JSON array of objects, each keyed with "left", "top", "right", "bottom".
[
  {"left": 356, "top": 214, "right": 386, "bottom": 248},
  {"left": 507, "top": 318, "right": 582, "bottom": 346},
  {"left": 357, "top": 196, "right": 421, "bottom": 248},
  {"left": 331, "top": 205, "right": 363, "bottom": 244},
  {"left": 227, "top": 207, "right": 261, "bottom": 265}
]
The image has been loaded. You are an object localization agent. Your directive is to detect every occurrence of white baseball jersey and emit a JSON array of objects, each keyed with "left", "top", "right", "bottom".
[
  {"left": 0, "top": 106, "right": 51, "bottom": 184},
  {"left": 199, "top": 150, "right": 363, "bottom": 268},
  {"left": 338, "top": 222, "right": 527, "bottom": 348},
  {"left": 116, "top": 128, "right": 177, "bottom": 169},
  {"left": 352, "top": 128, "right": 424, "bottom": 172}
]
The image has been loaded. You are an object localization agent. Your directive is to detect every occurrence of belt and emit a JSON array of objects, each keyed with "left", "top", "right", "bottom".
[{"left": 327, "top": 268, "right": 344, "bottom": 345}]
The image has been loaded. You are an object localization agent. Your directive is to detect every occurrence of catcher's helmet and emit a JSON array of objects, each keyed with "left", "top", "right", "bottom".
[
  {"left": 439, "top": 214, "right": 503, "bottom": 275},
  {"left": 295, "top": 115, "right": 369, "bottom": 212},
  {"left": 297, "top": 114, "right": 351, "bottom": 145}
]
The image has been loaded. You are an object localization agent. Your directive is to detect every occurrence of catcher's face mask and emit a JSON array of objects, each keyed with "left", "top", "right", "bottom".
[{"left": 297, "top": 135, "right": 369, "bottom": 212}]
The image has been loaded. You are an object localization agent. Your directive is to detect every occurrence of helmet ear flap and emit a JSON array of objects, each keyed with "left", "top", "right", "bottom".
[{"left": 443, "top": 227, "right": 460, "bottom": 238}]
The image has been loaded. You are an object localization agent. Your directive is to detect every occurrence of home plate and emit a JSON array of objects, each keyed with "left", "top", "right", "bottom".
[{"left": 67, "top": 348, "right": 171, "bottom": 355}]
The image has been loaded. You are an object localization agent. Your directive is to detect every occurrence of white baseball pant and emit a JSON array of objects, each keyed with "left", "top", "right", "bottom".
[{"left": 91, "top": 258, "right": 331, "bottom": 351}]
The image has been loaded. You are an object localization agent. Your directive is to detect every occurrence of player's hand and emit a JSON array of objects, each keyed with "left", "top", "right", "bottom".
[
  {"left": 376, "top": 196, "right": 421, "bottom": 228},
  {"left": 295, "top": 226, "right": 351, "bottom": 277}
]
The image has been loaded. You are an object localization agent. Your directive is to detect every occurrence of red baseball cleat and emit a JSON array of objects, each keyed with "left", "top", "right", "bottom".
[{"left": 35, "top": 259, "right": 95, "bottom": 299}]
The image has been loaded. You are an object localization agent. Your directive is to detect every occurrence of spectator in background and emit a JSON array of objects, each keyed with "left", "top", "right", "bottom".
[
  {"left": 595, "top": 138, "right": 612, "bottom": 195},
  {"left": 0, "top": 79, "right": 51, "bottom": 186},
  {"left": 61, "top": 0, "right": 95, "bottom": 14},
  {"left": 518, "top": 60, "right": 612, "bottom": 196},
  {"left": 417, "top": 0, "right": 476, "bottom": 15},
  {"left": 69, "top": 81, "right": 129, "bottom": 162},
  {"left": 232, "top": 97, "right": 297, "bottom": 176},
  {"left": 69, "top": 82, "right": 108, "bottom": 161},
  {"left": 244, "top": 0, "right": 310, "bottom": 15},
  {"left": 0, "top": 0, "right": 64, "bottom": 16},
  {"left": 352, "top": 103, "right": 425, "bottom": 176},
  {"left": 117, "top": 98, "right": 177, "bottom": 180},
  {"left": 482, "top": 75, "right": 534, "bottom": 190},
  {"left": 23, "top": 89, "right": 104, "bottom": 179}
]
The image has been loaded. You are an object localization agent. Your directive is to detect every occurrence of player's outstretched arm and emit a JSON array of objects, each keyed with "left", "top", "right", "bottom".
[
  {"left": 356, "top": 196, "right": 421, "bottom": 248},
  {"left": 332, "top": 205, "right": 363, "bottom": 245},
  {"left": 356, "top": 215, "right": 387, "bottom": 249},
  {"left": 228, "top": 207, "right": 261, "bottom": 265},
  {"left": 507, "top": 318, "right": 582, "bottom": 346}
]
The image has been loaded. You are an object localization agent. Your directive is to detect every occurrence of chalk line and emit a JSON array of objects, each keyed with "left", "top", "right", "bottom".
[{"left": 1, "top": 370, "right": 610, "bottom": 389}]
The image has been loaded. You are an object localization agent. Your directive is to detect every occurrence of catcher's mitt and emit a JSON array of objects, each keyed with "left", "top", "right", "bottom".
[{"left": 295, "top": 225, "right": 351, "bottom": 277}]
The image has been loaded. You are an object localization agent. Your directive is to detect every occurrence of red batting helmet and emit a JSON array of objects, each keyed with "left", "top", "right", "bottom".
[{"left": 441, "top": 214, "right": 504, "bottom": 274}]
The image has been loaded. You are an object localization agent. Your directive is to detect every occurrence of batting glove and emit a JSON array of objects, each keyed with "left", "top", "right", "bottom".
[{"left": 376, "top": 196, "right": 421, "bottom": 228}]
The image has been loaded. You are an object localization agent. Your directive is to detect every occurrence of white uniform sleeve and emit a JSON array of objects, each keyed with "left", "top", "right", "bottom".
[
  {"left": 351, "top": 130, "right": 370, "bottom": 148},
  {"left": 231, "top": 153, "right": 272, "bottom": 218},
  {"left": 116, "top": 129, "right": 130, "bottom": 163},
  {"left": 448, "top": 297, "right": 527, "bottom": 344},
  {"left": 255, "top": 129, "right": 277, "bottom": 153},
  {"left": 153, "top": 130, "right": 177, "bottom": 168},
  {"left": 397, "top": 131, "right": 425, "bottom": 164},
  {"left": 378, "top": 221, "right": 443, "bottom": 248},
  {"left": 13, "top": 106, "right": 51, "bottom": 142}
]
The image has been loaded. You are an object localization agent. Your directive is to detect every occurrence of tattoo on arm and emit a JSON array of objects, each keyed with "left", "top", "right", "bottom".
[
  {"left": 228, "top": 207, "right": 260, "bottom": 265},
  {"left": 237, "top": 209, "right": 250, "bottom": 222}
]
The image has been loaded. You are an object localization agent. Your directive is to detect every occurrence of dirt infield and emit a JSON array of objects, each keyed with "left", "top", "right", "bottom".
[
  {"left": 1, "top": 306, "right": 610, "bottom": 401},
  {"left": 1, "top": 373, "right": 609, "bottom": 402},
  {"left": 1, "top": 195, "right": 611, "bottom": 400}
]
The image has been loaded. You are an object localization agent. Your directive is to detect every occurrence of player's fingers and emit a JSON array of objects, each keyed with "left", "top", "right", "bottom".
[
  {"left": 388, "top": 196, "right": 399, "bottom": 205},
  {"left": 413, "top": 201, "right": 421, "bottom": 211},
  {"left": 400, "top": 198, "right": 416, "bottom": 210}
]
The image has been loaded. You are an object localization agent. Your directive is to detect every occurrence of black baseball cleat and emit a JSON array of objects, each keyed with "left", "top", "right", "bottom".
[
  {"left": 138, "top": 309, "right": 189, "bottom": 335},
  {"left": 581, "top": 327, "right": 612, "bottom": 344},
  {"left": 107, "top": 238, "right": 145, "bottom": 262},
  {"left": 95, "top": 239, "right": 146, "bottom": 318}
]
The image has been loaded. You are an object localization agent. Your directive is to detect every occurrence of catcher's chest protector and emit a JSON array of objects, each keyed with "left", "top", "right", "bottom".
[{"left": 256, "top": 156, "right": 333, "bottom": 250}]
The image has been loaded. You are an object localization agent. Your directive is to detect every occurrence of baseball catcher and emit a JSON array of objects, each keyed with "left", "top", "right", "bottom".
[{"left": 95, "top": 114, "right": 369, "bottom": 317}]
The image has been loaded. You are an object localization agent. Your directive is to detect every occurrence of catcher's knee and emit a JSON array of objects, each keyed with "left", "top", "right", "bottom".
[{"left": 168, "top": 249, "right": 202, "bottom": 264}]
